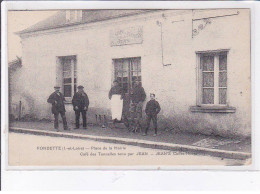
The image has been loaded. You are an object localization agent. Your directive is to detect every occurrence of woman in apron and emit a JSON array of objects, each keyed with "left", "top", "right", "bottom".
[{"left": 108, "top": 80, "right": 123, "bottom": 124}]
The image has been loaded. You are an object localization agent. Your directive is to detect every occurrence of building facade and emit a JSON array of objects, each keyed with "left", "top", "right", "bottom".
[{"left": 15, "top": 9, "right": 251, "bottom": 137}]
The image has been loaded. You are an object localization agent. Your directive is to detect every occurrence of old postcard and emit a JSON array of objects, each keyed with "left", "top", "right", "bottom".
[{"left": 7, "top": 8, "right": 252, "bottom": 168}]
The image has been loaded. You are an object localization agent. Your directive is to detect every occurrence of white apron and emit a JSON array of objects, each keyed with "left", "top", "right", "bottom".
[{"left": 111, "top": 94, "right": 123, "bottom": 120}]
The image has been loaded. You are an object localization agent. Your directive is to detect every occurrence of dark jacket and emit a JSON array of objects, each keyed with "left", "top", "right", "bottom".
[
  {"left": 72, "top": 91, "right": 89, "bottom": 111},
  {"left": 145, "top": 99, "right": 161, "bottom": 115},
  {"left": 108, "top": 85, "right": 123, "bottom": 100},
  {"left": 131, "top": 85, "right": 146, "bottom": 103},
  {"left": 47, "top": 92, "right": 66, "bottom": 114}
]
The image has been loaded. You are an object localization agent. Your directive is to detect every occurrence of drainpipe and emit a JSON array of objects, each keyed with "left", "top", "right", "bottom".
[
  {"left": 156, "top": 20, "right": 164, "bottom": 66},
  {"left": 18, "top": 100, "right": 22, "bottom": 121}
]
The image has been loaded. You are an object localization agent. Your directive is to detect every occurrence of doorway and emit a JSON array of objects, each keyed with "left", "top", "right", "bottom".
[{"left": 113, "top": 57, "right": 141, "bottom": 94}]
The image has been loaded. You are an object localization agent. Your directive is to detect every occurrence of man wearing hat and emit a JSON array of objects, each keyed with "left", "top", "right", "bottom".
[
  {"left": 72, "top": 85, "right": 90, "bottom": 129},
  {"left": 47, "top": 85, "right": 69, "bottom": 131}
]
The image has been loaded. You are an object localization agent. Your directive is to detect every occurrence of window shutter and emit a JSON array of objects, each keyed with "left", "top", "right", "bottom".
[{"left": 56, "top": 57, "right": 63, "bottom": 89}]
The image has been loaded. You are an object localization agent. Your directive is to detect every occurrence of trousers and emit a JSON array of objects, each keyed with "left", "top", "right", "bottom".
[
  {"left": 133, "top": 101, "right": 143, "bottom": 127},
  {"left": 54, "top": 112, "right": 68, "bottom": 129},
  {"left": 75, "top": 110, "right": 87, "bottom": 128},
  {"left": 145, "top": 114, "right": 157, "bottom": 134}
]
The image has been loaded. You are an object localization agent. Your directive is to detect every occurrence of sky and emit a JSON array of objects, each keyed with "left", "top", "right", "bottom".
[{"left": 8, "top": 11, "right": 58, "bottom": 62}]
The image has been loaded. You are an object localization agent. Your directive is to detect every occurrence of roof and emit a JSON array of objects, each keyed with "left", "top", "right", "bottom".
[{"left": 17, "top": 9, "right": 154, "bottom": 35}]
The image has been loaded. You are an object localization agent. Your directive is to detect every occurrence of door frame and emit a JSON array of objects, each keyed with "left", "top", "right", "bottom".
[{"left": 112, "top": 56, "right": 142, "bottom": 95}]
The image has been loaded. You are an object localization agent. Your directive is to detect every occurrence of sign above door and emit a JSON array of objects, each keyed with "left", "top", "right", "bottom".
[{"left": 110, "top": 26, "right": 143, "bottom": 47}]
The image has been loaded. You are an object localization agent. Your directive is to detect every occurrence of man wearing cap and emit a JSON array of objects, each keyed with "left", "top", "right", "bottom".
[
  {"left": 72, "top": 85, "right": 90, "bottom": 129},
  {"left": 47, "top": 85, "right": 69, "bottom": 131}
]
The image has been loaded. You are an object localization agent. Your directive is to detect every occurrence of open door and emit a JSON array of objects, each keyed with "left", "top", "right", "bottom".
[{"left": 112, "top": 57, "right": 142, "bottom": 124}]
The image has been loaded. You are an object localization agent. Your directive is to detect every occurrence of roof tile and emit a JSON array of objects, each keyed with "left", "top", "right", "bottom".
[{"left": 18, "top": 10, "right": 153, "bottom": 34}]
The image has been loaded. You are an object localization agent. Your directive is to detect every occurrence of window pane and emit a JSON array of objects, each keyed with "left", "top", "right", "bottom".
[
  {"left": 63, "top": 71, "right": 71, "bottom": 78},
  {"left": 132, "top": 64, "right": 137, "bottom": 71},
  {"left": 114, "top": 62, "right": 119, "bottom": 71},
  {"left": 132, "top": 71, "right": 138, "bottom": 76},
  {"left": 202, "top": 72, "right": 214, "bottom": 87},
  {"left": 64, "top": 78, "right": 72, "bottom": 84},
  {"left": 64, "top": 85, "right": 72, "bottom": 97},
  {"left": 74, "top": 71, "right": 77, "bottom": 77},
  {"left": 201, "top": 56, "right": 214, "bottom": 71},
  {"left": 115, "top": 71, "right": 120, "bottom": 78},
  {"left": 114, "top": 58, "right": 141, "bottom": 94},
  {"left": 70, "top": 10, "right": 76, "bottom": 21},
  {"left": 202, "top": 88, "right": 214, "bottom": 104},
  {"left": 219, "top": 72, "right": 227, "bottom": 87},
  {"left": 219, "top": 88, "right": 227, "bottom": 104},
  {"left": 132, "top": 62, "right": 141, "bottom": 72},
  {"left": 74, "top": 78, "right": 77, "bottom": 83},
  {"left": 63, "top": 59, "right": 71, "bottom": 71},
  {"left": 219, "top": 55, "right": 227, "bottom": 71},
  {"left": 122, "top": 71, "right": 128, "bottom": 77},
  {"left": 122, "top": 59, "right": 128, "bottom": 71}
]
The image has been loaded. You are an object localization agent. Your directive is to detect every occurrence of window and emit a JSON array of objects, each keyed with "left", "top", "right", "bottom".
[
  {"left": 199, "top": 51, "right": 228, "bottom": 106},
  {"left": 113, "top": 57, "right": 141, "bottom": 94},
  {"left": 61, "top": 56, "right": 77, "bottom": 98},
  {"left": 65, "top": 10, "right": 82, "bottom": 23}
]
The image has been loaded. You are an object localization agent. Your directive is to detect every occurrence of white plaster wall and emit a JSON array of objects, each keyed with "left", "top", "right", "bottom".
[
  {"left": 18, "top": 9, "right": 251, "bottom": 136},
  {"left": 9, "top": 68, "right": 32, "bottom": 118},
  {"left": 191, "top": 9, "right": 251, "bottom": 135}
]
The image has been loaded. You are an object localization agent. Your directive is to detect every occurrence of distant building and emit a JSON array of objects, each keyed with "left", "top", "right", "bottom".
[
  {"left": 15, "top": 9, "right": 251, "bottom": 137},
  {"left": 9, "top": 57, "right": 25, "bottom": 119}
]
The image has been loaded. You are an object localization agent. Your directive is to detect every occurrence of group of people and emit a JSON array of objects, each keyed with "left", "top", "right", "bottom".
[
  {"left": 47, "top": 85, "right": 89, "bottom": 131},
  {"left": 47, "top": 80, "right": 161, "bottom": 136},
  {"left": 108, "top": 80, "right": 161, "bottom": 136}
]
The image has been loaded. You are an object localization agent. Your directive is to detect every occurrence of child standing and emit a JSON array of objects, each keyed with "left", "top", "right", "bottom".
[{"left": 143, "top": 93, "right": 161, "bottom": 136}]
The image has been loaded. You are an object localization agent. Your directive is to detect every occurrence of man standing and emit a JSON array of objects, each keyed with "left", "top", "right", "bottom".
[
  {"left": 72, "top": 85, "right": 89, "bottom": 129},
  {"left": 130, "top": 80, "right": 146, "bottom": 131},
  {"left": 47, "top": 85, "right": 69, "bottom": 131}
]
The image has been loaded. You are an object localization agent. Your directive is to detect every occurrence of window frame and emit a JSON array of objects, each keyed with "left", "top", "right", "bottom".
[
  {"left": 112, "top": 57, "right": 142, "bottom": 95},
  {"left": 60, "top": 55, "right": 77, "bottom": 101},
  {"left": 196, "top": 49, "right": 229, "bottom": 107}
]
